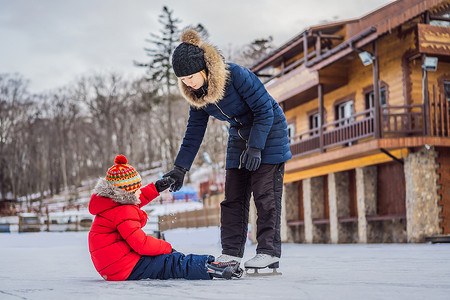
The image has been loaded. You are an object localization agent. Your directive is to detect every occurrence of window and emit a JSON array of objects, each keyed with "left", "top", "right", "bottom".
[
  {"left": 287, "top": 122, "right": 296, "bottom": 143},
  {"left": 365, "top": 86, "right": 387, "bottom": 119},
  {"left": 366, "top": 87, "right": 387, "bottom": 109},
  {"left": 445, "top": 81, "right": 450, "bottom": 101},
  {"left": 337, "top": 100, "right": 354, "bottom": 126},
  {"left": 309, "top": 113, "right": 321, "bottom": 136}
]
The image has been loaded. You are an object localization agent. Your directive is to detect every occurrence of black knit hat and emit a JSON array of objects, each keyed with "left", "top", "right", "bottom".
[{"left": 172, "top": 42, "right": 206, "bottom": 77}]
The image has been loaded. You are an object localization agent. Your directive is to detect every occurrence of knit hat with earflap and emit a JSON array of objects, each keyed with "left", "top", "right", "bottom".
[
  {"left": 172, "top": 29, "right": 207, "bottom": 77},
  {"left": 106, "top": 155, "right": 142, "bottom": 193}
]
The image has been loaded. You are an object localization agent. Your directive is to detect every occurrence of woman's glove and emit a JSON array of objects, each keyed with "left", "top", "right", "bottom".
[
  {"left": 242, "top": 147, "right": 261, "bottom": 171},
  {"left": 163, "top": 166, "right": 187, "bottom": 192},
  {"left": 154, "top": 177, "right": 175, "bottom": 193}
]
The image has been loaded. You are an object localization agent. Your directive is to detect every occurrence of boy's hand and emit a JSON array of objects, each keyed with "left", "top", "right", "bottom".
[{"left": 155, "top": 177, "right": 175, "bottom": 193}]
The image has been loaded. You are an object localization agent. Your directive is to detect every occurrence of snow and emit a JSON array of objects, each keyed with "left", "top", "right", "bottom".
[{"left": 1, "top": 228, "right": 450, "bottom": 300}]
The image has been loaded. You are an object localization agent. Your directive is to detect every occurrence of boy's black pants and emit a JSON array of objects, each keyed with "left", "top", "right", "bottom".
[{"left": 220, "top": 163, "right": 285, "bottom": 258}]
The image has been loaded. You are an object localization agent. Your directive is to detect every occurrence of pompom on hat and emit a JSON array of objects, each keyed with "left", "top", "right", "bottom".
[
  {"left": 106, "top": 155, "right": 142, "bottom": 193},
  {"left": 172, "top": 29, "right": 207, "bottom": 77}
]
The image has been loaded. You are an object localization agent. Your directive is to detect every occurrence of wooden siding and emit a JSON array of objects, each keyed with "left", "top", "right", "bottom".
[
  {"left": 267, "top": 65, "right": 318, "bottom": 102},
  {"left": 283, "top": 26, "right": 416, "bottom": 138},
  {"left": 284, "top": 137, "right": 450, "bottom": 183},
  {"left": 284, "top": 148, "right": 408, "bottom": 183}
]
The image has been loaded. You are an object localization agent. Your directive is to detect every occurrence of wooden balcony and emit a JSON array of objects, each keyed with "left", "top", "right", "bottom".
[{"left": 289, "top": 100, "right": 449, "bottom": 159}]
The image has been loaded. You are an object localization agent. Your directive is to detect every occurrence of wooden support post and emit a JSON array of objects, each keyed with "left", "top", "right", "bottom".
[
  {"left": 422, "top": 54, "right": 431, "bottom": 135},
  {"left": 315, "top": 33, "right": 321, "bottom": 58},
  {"left": 303, "top": 32, "right": 308, "bottom": 65},
  {"left": 372, "top": 41, "right": 381, "bottom": 139},
  {"left": 318, "top": 83, "right": 324, "bottom": 153}
]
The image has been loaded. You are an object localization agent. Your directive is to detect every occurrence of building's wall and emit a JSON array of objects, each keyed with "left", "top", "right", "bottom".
[
  {"left": 404, "top": 146, "right": 441, "bottom": 242},
  {"left": 280, "top": 22, "right": 448, "bottom": 244},
  {"left": 284, "top": 182, "right": 303, "bottom": 242},
  {"left": 284, "top": 26, "right": 417, "bottom": 135}
]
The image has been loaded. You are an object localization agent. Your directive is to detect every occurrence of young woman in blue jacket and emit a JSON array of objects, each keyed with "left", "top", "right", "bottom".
[{"left": 164, "top": 29, "right": 292, "bottom": 270}]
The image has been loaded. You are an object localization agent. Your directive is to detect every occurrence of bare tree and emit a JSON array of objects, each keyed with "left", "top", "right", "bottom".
[{"left": 0, "top": 74, "right": 31, "bottom": 199}]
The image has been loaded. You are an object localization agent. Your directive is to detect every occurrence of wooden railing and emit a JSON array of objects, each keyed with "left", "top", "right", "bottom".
[
  {"left": 429, "top": 87, "right": 450, "bottom": 137},
  {"left": 323, "top": 109, "right": 375, "bottom": 149},
  {"left": 289, "top": 101, "right": 447, "bottom": 158},
  {"left": 381, "top": 104, "right": 425, "bottom": 136}
]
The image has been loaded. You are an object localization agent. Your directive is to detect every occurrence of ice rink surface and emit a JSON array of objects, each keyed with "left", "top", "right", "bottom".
[{"left": 1, "top": 227, "right": 449, "bottom": 300}]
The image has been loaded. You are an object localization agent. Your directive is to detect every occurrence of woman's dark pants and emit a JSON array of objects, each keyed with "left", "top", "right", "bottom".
[{"left": 220, "top": 163, "right": 285, "bottom": 258}]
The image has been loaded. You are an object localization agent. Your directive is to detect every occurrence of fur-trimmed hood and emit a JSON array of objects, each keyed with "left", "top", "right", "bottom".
[
  {"left": 176, "top": 29, "right": 230, "bottom": 109},
  {"left": 92, "top": 178, "right": 140, "bottom": 206}
]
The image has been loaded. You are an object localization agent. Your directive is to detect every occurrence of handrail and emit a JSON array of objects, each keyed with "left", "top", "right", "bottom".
[{"left": 289, "top": 104, "right": 428, "bottom": 158}]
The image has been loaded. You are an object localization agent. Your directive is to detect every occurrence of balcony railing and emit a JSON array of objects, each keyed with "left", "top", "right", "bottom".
[{"left": 289, "top": 103, "right": 438, "bottom": 157}]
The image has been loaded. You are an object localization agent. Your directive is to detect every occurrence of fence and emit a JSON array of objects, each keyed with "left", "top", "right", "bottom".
[
  {"left": 17, "top": 215, "right": 93, "bottom": 232},
  {"left": 158, "top": 206, "right": 220, "bottom": 231}
]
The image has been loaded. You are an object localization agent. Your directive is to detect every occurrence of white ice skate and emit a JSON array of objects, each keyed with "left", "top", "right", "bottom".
[
  {"left": 215, "top": 254, "right": 242, "bottom": 264},
  {"left": 244, "top": 254, "right": 282, "bottom": 276}
]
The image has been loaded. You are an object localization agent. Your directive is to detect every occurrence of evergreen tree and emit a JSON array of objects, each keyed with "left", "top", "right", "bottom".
[
  {"left": 241, "top": 36, "right": 274, "bottom": 67},
  {"left": 134, "top": 6, "right": 182, "bottom": 164}
]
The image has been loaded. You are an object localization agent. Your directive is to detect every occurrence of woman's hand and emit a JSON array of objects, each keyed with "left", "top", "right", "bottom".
[
  {"left": 154, "top": 177, "right": 175, "bottom": 193},
  {"left": 242, "top": 147, "right": 261, "bottom": 171},
  {"left": 163, "top": 166, "right": 187, "bottom": 192}
]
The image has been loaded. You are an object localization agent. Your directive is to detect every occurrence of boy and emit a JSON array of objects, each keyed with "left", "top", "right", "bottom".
[{"left": 88, "top": 155, "right": 242, "bottom": 280}]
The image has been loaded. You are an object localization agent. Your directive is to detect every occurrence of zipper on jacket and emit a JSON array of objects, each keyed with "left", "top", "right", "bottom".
[
  {"left": 214, "top": 103, "right": 247, "bottom": 169},
  {"left": 238, "top": 129, "right": 247, "bottom": 169},
  {"left": 214, "top": 103, "right": 231, "bottom": 119}
]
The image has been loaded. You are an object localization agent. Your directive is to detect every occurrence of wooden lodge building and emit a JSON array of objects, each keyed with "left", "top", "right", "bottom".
[{"left": 250, "top": 0, "right": 450, "bottom": 243}]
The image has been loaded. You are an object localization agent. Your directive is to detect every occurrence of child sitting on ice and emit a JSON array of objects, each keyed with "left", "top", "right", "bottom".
[{"left": 88, "top": 155, "right": 242, "bottom": 281}]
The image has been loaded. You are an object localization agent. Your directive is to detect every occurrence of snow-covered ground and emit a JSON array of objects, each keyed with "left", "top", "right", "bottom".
[{"left": 1, "top": 227, "right": 449, "bottom": 300}]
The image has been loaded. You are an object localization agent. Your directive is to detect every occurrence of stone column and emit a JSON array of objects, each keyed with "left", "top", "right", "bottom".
[
  {"left": 328, "top": 173, "right": 339, "bottom": 243},
  {"left": 283, "top": 182, "right": 299, "bottom": 242},
  {"left": 329, "top": 172, "right": 350, "bottom": 243},
  {"left": 356, "top": 166, "right": 377, "bottom": 243},
  {"left": 303, "top": 178, "right": 313, "bottom": 243},
  {"left": 404, "top": 146, "right": 441, "bottom": 242},
  {"left": 303, "top": 176, "right": 325, "bottom": 243}
]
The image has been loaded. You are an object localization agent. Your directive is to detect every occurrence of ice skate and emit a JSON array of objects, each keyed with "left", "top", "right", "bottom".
[
  {"left": 215, "top": 254, "right": 242, "bottom": 264},
  {"left": 207, "top": 261, "right": 243, "bottom": 280},
  {"left": 244, "top": 254, "right": 282, "bottom": 276}
]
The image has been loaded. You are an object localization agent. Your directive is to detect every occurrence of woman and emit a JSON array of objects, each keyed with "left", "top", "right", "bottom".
[{"left": 164, "top": 29, "right": 292, "bottom": 270}]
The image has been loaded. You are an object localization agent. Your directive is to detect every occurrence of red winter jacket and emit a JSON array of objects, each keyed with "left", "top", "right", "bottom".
[{"left": 88, "top": 179, "right": 172, "bottom": 281}]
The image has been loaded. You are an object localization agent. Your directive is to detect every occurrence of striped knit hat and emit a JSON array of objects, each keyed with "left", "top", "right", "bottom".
[{"left": 106, "top": 155, "right": 142, "bottom": 193}]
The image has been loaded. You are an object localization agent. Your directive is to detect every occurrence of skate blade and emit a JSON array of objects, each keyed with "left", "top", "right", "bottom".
[
  {"left": 232, "top": 268, "right": 244, "bottom": 278},
  {"left": 245, "top": 267, "right": 282, "bottom": 277}
]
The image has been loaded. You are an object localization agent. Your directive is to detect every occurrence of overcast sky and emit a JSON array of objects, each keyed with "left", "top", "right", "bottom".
[{"left": 0, "top": 0, "right": 392, "bottom": 94}]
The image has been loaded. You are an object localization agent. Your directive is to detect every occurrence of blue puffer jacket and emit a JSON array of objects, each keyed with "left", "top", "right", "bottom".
[
  {"left": 175, "top": 63, "right": 292, "bottom": 170},
  {"left": 175, "top": 63, "right": 291, "bottom": 170},
  {"left": 173, "top": 31, "right": 291, "bottom": 170}
]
